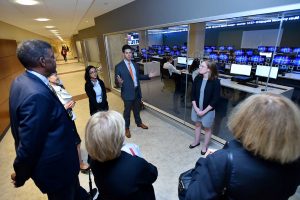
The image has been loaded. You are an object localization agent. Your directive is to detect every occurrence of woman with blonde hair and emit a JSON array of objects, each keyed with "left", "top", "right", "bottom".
[
  {"left": 85, "top": 110, "right": 158, "bottom": 200},
  {"left": 185, "top": 93, "right": 300, "bottom": 200}
]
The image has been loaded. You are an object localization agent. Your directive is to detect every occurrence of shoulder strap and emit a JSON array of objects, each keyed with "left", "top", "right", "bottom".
[{"left": 221, "top": 151, "right": 233, "bottom": 198}]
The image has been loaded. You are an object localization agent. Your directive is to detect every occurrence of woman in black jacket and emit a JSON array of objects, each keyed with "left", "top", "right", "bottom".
[
  {"left": 186, "top": 93, "right": 300, "bottom": 200},
  {"left": 84, "top": 65, "right": 109, "bottom": 115},
  {"left": 189, "top": 60, "right": 220, "bottom": 155}
]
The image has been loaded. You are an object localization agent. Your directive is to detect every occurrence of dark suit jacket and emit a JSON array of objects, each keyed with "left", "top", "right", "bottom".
[
  {"left": 191, "top": 75, "right": 220, "bottom": 110},
  {"left": 91, "top": 151, "right": 158, "bottom": 200},
  {"left": 85, "top": 77, "right": 109, "bottom": 115},
  {"left": 115, "top": 60, "right": 150, "bottom": 101},
  {"left": 9, "top": 71, "right": 80, "bottom": 193}
]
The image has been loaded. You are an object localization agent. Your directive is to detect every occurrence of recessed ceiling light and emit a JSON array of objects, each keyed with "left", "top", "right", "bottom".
[
  {"left": 45, "top": 26, "right": 55, "bottom": 28},
  {"left": 35, "top": 18, "right": 50, "bottom": 22},
  {"left": 15, "top": 0, "right": 39, "bottom": 5}
]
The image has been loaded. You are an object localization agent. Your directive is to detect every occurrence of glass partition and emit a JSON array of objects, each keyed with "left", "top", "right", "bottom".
[{"left": 104, "top": 10, "right": 299, "bottom": 142}]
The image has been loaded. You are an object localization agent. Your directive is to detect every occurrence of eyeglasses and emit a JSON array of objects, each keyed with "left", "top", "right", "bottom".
[{"left": 89, "top": 71, "right": 97, "bottom": 74}]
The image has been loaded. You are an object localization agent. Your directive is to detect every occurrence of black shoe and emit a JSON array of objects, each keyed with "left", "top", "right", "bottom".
[
  {"left": 201, "top": 148, "right": 207, "bottom": 155},
  {"left": 189, "top": 143, "right": 200, "bottom": 149}
]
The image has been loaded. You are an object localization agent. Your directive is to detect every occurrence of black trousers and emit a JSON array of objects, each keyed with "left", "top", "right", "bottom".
[{"left": 123, "top": 91, "right": 142, "bottom": 128}]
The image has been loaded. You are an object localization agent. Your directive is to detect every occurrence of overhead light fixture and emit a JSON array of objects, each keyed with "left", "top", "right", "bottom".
[
  {"left": 15, "top": 0, "right": 39, "bottom": 5},
  {"left": 45, "top": 26, "right": 55, "bottom": 28},
  {"left": 49, "top": 29, "right": 59, "bottom": 32},
  {"left": 35, "top": 18, "right": 50, "bottom": 22}
]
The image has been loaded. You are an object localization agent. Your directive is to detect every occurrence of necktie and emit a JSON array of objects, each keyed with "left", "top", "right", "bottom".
[
  {"left": 48, "top": 84, "right": 58, "bottom": 98},
  {"left": 128, "top": 62, "right": 134, "bottom": 81}
]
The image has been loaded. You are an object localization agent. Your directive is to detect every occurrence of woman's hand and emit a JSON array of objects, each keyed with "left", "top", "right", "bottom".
[
  {"left": 64, "top": 100, "right": 75, "bottom": 109},
  {"left": 197, "top": 110, "right": 206, "bottom": 116}
]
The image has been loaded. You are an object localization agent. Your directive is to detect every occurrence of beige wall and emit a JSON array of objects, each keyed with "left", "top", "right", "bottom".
[{"left": 0, "top": 21, "right": 51, "bottom": 43}]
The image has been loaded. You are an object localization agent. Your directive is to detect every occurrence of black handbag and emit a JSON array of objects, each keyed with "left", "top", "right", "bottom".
[
  {"left": 178, "top": 168, "right": 194, "bottom": 200},
  {"left": 178, "top": 151, "right": 233, "bottom": 200}
]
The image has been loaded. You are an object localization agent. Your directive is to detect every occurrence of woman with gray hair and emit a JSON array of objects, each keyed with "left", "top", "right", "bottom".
[
  {"left": 185, "top": 93, "right": 300, "bottom": 200},
  {"left": 85, "top": 110, "right": 158, "bottom": 200}
]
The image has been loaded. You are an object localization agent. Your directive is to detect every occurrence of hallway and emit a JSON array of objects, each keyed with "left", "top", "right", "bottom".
[{"left": 0, "top": 61, "right": 223, "bottom": 200}]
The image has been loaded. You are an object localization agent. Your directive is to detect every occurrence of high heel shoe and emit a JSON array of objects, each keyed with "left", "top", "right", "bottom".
[{"left": 189, "top": 143, "right": 200, "bottom": 149}]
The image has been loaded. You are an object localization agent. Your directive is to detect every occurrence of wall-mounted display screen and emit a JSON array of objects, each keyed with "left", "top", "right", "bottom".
[
  {"left": 255, "top": 65, "right": 279, "bottom": 79},
  {"left": 127, "top": 33, "right": 139, "bottom": 45},
  {"left": 230, "top": 64, "right": 252, "bottom": 76}
]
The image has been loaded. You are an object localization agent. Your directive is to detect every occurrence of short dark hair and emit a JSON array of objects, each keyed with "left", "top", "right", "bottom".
[
  {"left": 85, "top": 65, "right": 98, "bottom": 82},
  {"left": 122, "top": 44, "right": 132, "bottom": 53},
  {"left": 16, "top": 40, "right": 52, "bottom": 69}
]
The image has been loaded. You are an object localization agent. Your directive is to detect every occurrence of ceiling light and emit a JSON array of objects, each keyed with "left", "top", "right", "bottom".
[
  {"left": 49, "top": 29, "right": 59, "bottom": 32},
  {"left": 35, "top": 18, "right": 50, "bottom": 22},
  {"left": 15, "top": 0, "right": 39, "bottom": 5},
  {"left": 45, "top": 26, "right": 55, "bottom": 28}
]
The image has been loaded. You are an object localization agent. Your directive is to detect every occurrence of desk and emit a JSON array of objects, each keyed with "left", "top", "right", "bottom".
[
  {"left": 137, "top": 61, "right": 160, "bottom": 77},
  {"left": 278, "top": 72, "right": 300, "bottom": 81},
  {"left": 151, "top": 55, "right": 163, "bottom": 61}
]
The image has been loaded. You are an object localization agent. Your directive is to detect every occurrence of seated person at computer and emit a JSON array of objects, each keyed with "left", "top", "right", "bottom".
[
  {"left": 190, "top": 60, "right": 220, "bottom": 155},
  {"left": 163, "top": 56, "right": 183, "bottom": 113}
]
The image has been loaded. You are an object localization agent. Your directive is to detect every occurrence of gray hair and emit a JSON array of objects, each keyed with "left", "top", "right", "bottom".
[{"left": 16, "top": 40, "right": 52, "bottom": 69}]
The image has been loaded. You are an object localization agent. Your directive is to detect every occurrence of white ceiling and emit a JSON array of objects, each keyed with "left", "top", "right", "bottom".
[{"left": 0, "top": 0, "right": 134, "bottom": 40}]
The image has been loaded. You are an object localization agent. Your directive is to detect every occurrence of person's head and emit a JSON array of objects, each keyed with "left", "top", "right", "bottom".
[
  {"left": 189, "top": 58, "right": 200, "bottom": 73},
  {"left": 228, "top": 93, "right": 300, "bottom": 164},
  {"left": 85, "top": 65, "right": 98, "bottom": 82},
  {"left": 198, "top": 59, "right": 218, "bottom": 80},
  {"left": 122, "top": 44, "right": 132, "bottom": 61},
  {"left": 17, "top": 40, "right": 56, "bottom": 77},
  {"left": 166, "top": 56, "right": 173, "bottom": 63},
  {"left": 85, "top": 110, "right": 125, "bottom": 162},
  {"left": 48, "top": 72, "right": 60, "bottom": 85}
]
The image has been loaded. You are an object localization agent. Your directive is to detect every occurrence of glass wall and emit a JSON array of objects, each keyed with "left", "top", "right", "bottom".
[{"left": 104, "top": 10, "right": 300, "bottom": 142}]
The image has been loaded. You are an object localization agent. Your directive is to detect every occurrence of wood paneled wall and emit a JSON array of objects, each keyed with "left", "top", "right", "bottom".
[{"left": 0, "top": 39, "right": 24, "bottom": 139}]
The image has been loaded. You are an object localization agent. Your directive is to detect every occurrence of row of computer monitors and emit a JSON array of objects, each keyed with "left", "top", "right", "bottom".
[
  {"left": 208, "top": 54, "right": 300, "bottom": 67},
  {"left": 205, "top": 46, "right": 300, "bottom": 54},
  {"left": 229, "top": 64, "right": 280, "bottom": 79}
]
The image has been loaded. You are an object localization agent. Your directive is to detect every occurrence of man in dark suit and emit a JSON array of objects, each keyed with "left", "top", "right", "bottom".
[
  {"left": 9, "top": 40, "right": 85, "bottom": 199},
  {"left": 115, "top": 44, "right": 153, "bottom": 138}
]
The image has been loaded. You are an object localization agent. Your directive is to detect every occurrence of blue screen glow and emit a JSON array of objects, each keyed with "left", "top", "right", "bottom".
[
  {"left": 246, "top": 50, "right": 253, "bottom": 56},
  {"left": 209, "top": 53, "right": 218, "bottom": 60},
  {"left": 273, "top": 56, "right": 291, "bottom": 65},
  {"left": 219, "top": 46, "right": 225, "bottom": 51},
  {"left": 267, "top": 46, "right": 276, "bottom": 52},
  {"left": 258, "top": 46, "right": 267, "bottom": 52},
  {"left": 235, "top": 56, "right": 248, "bottom": 63},
  {"left": 293, "top": 48, "right": 300, "bottom": 53},
  {"left": 280, "top": 47, "right": 292, "bottom": 53},
  {"left": 293, "top": 58, "right": 300, "bottom": 66},
  {"left": 250, "top": 56, "right": 265, "bottom": 63},
  {"left": 219, "top": 54, "right": 228, "bottom": 61},
  {"left": 234, "top": 50, "right": 244, "bottom": 56}
]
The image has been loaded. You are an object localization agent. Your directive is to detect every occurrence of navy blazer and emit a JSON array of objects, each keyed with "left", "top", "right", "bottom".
[
  {"left": 191, "top": 75, "right": 220, "bottom": 110},
  {"left": 91, "top": 151, "right": 158, "bottom": 200},
  {"left": 186, "top": 140, "right": 300, "bottom": 200},
  {"left": 85, "top": 77, "right": 109, "bottom": 115},
  {"left": 115, "top": 60, "right": 150, "bottom": 101},
  {"left": 9, "top": 72, "right": 79, "bottom": 193}
]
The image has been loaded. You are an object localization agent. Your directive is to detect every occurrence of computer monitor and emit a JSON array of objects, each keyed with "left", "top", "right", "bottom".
[
  {"left": 293, "top": 48, "right": 300, "bottom": 54},
  {"left": 258, "top": 46, "right": 267, "bottom": 52},
  {"left": 210, "top": 46, "right": 217, "bottom": 50},
  {"left": 177, "top": 57, "right": 186, "bottom": 64},
  {"left": 280, "top": 47, "right": 292, "bottom": 53},
  {"left": 209, "top": 53, "right": 218, "bottom": 60},
  {"left": 205, "top": 48, "right": 213, "bottom": 53},
  {"left": 187, "top": 58, "right": 194, "bottom": 65},
  {"left": 273, "top": 55, "right": 291, "bottom": 65},
  {"left": 230, "top": 64, "right": 252, "bottom": 76},
  {"left": 235, "top": 56, "right": 248, "bottom": 63},
  {"left": 250, "top": 55, "right": 266, "bottom": 64},
  {"left": 234, "top": 50, "right": 244, "bottom": 56},
  {"left": 165, "top": 47, "right": 170, "bottom": 51},
  {"left": 219, "top": 54, "right": 228, "bottom": 62},
  {"left": 293, "top": 58, "right": 300, "bottom": 67},
  {"left": 219, "top": 46, "right": 225, "bottom": 51},
  {"left": 259, "top": 52, "right": 272, "bottom": 58},
  {"left": 267, "top": 46, "right": 276, "bottom": 52},
  {"left": 246, "top": 50, "right": 253, "bottom": 56},
  {"left": 227, "top": 46, "right": 234, "bottom": 51},
  {"left": 255, "top": 65, "right": 279, "bottom": 79}
]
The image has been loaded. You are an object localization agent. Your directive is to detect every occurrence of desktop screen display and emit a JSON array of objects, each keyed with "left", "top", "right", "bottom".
[
  {"left": 267, "top": 46, "right": 276, "bottom": 52},
  {"left": 227, "top": 46, "right": 234, "bottom": 50},
  {"left": 246, "top": 50, "right": 253, "bottom": 56},
  {"left": 235, "top": 56, "right": 248, "bottom": 63},
  {"left": 165, "top": 47, "right": 170, "bottom": 51},
  {"left": 219, "top": 54, "right": 228, "bottom": 61},
  {"left": 205, "top": 48, "right": 213, "bottom": 53},
  {"left": 258, "top": 46, "right": 267, "bottom": 52},
  {"left": 280, "top": 47, "right": 292, "bottom": 53},
  {"left": 250, "top": 55, "right": 265, "bottom": 63},
  {"left": 293, "top": 48, "right": 300, "bottom": 54},
  {"left": 273, "top": 56, "right": 291, "bottom": 65},
  {"left": 210, "top": 46, "right": 216, "bottom": 50},
  {"left": 255, "top": 65, "right": 279, "bottom": 79},
  {"left": 177, "top": 57, "right": 186, "bottom": 64},
  {"left": 230, "top": 64, "right": 252, "bottom": 76},
  {"left": 219, "top": 46, "right": 225, "bottom": 51},
  {"left": 259, "top": 52, "right": 272, "bottom": 58},
  {"left": 187, "top": 58, "right": 194, "bottom": 65},
  {"left": 234, "top": 50, "right": 244, "bottom": 56},
  {"left": 293, "top": 58, "right": 300, "bottom": 66},
  {"left": 209, "top": 53, "right": 218, "bottom": 60}
]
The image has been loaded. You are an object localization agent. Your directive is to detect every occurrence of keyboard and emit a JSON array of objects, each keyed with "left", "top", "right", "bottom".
[{"left": 237, "top": 82, "right": 259, "bottom": 88}]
